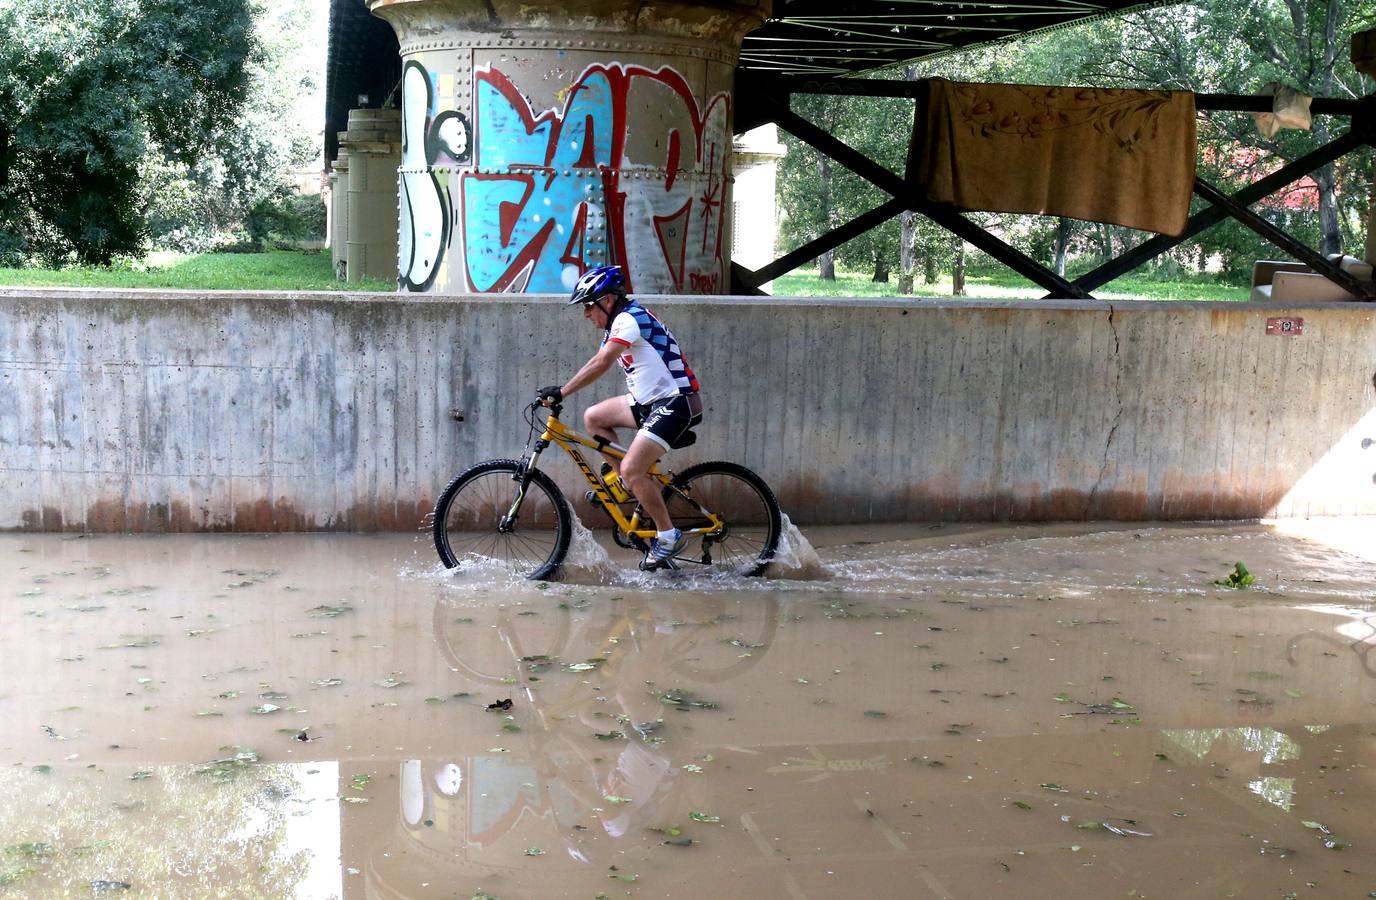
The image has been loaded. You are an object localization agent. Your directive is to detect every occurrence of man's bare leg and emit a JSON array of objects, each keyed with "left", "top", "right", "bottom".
[
  {"left": 583, "top": 396, "right": 636, "bottom": 468},
  {"left": 621, "top": 434, "right": 674, "bottom": 533}
]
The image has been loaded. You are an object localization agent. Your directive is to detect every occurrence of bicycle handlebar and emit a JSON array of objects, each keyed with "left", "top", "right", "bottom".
[{"left": 530, "top": 399, "right": 564, "bottom": 418}]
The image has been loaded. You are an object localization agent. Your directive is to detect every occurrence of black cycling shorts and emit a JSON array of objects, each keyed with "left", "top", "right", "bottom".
[{"left": 630, "top": 393, "right": 703, "bottom": 451}]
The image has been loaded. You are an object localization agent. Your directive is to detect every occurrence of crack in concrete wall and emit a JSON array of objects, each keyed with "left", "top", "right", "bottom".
[{"left": 1086, "top": 301, "right": 1125, "bottom": 517}]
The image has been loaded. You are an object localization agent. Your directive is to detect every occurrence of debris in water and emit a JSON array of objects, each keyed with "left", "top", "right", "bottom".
[
  {"left": 1215, "top": 562, "right": 1255, "bottom": 589},
  {"left": 487, "top": 698, "right": 513, "bottom": 711}
]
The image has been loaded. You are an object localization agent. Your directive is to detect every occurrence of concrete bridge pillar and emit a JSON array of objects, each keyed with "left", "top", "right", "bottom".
[
  {"left": 731, "top": 123, "right": 786, "bottom": 291},
  {"left": 328, "top": 148, "right": 349, "bottom": 278},
  {"left": 368, "top": 0, "right": 770, "bottom": 295},
  {"left": 341, "top": 108, "right": 402, "bottom": 282}
]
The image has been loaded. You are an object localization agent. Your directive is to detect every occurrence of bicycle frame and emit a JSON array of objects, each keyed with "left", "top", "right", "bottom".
[{"left": 516, "top": 403, "right": 723, "bottom": 542}]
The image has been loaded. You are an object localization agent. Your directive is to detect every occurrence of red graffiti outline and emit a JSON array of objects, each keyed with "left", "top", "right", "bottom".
[
  {"left": 652, "top": 198, "right": 693, "bottom": 292},
  {"left": 460, "top": 172, "right": 557, "bottom": 292},
  {"left": 560, "top": 202, "right": 591, "bottom": 272},
  {"left": 471, "top": 63, "right": 730, "bottom": 293}
]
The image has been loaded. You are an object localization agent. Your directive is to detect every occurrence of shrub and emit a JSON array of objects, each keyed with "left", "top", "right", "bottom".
[{"left": 246, "top": 192, "right": 326, "bottom": 248}]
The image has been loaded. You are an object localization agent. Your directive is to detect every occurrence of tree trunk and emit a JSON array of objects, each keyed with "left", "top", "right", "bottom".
[
  {"left": 1310, "top": 121, "right": 1342, "bottom": 256},
  {"left": 1096, "top": 222, "right": 1113, "bottom": 263},
  {"left": 1294, "top": 0, "right": 1341, "bottom": 255},
  {"left": 1053, "top": 217, "right": 1071, "bottom": 277},
  {"left": 816, "top": 151, "right": 836, "bottom": 280},
  {"left": 898, "top": 210, "right": 916, "bottom": 294},
  {"left": 923, "top": 253, "right": 938, "bottom": 285},
  {"left": 951, "top": 236, "right": 966, "bottom": 296},
  {"left": 872, "top": 255, "right": 890, "bottom": 282},
  {"left": 0, "top": 124, "right": 9, "bottom": 197}
]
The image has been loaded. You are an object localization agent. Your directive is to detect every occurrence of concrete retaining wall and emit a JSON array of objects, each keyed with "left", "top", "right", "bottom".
[{"left": 2, "top": 288, "right": 1374, "bottom": 531}]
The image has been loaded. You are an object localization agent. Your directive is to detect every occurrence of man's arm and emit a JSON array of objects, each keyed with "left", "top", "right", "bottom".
[{"left": 559, "top": 340, "right": 624, "bottom": 398}]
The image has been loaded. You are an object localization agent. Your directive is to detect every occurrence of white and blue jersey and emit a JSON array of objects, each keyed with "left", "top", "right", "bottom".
[{"left": 602, "top": 300, "right": 700, "bottom": 406}]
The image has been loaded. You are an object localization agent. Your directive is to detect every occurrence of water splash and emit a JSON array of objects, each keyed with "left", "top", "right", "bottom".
[
  {"left": 765, "top": 513, "right": 829, "bottom": 580},
  {"left": 559, "top": 515, "right": 621, "bottom": 581}
]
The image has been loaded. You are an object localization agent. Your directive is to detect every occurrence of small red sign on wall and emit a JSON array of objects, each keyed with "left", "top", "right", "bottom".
[{"left": 1265, "top": 317, "right": 1304, "bottom": 335}]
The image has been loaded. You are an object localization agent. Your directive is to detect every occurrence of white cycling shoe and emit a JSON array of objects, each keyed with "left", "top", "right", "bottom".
[{"left": 640, "top": 528, "right": 687, "bottom": 571}]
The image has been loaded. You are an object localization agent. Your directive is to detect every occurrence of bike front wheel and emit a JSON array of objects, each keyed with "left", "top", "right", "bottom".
[
  {"left": 433, "top": 459, "right": 572, "bottom": 580},
  {"left": 664, "top": 461, "right": 782, "bottom": 577}
]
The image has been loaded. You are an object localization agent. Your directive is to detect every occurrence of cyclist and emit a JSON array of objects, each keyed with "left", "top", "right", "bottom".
[{"left": 537, "top": 265, "right": 702, "bottom": 569}]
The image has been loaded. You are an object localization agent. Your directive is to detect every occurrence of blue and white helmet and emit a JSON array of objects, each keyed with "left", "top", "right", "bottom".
[{"left": 568, "top": 264, "right": 626, "bottom": 306}]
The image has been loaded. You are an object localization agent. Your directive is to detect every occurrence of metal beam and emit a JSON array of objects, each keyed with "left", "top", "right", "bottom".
[
  {"left": 769, "top": 99, "right": 1092, "bottom": 298},
  {"left": 737, "top": 197, "right": 911, "bottom": 289},
  {"left": 730, "top": 261, "right": 770, "bottom": 295},
  {"left": 744, "top": 76, "right": 1367, "bottom": 117}
]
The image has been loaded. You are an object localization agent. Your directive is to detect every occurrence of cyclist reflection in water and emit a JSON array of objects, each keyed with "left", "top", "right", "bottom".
[{"left": 537, "top": 265, "right": 703, "bottom": 569}]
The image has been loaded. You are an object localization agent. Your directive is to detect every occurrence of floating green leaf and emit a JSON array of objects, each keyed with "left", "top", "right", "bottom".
[
  {"left": 658, "top": 689, "right": 719, "bottom": 710},
  {"left": 1012, "top": 800, "right": 1031, "bottom": 810},
  {"left": 1215, "top": 562, "right": 1255, "bottom": 589},
  {"left": 863, "top": 709, "right": 888, "bottom": 718},
  {"left": 307, "top": 605, "right": 353, "bottom": 618},
  {"left": 688, "top": 812, "right": 720, "bottom": 823},
  {"left": 250, "top": 704, "right": 281, "bottom": 715}
]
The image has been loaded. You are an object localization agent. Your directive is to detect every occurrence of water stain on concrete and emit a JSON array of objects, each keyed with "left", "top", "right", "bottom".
[{"left": 0, "top": 520, "right": 1374, "bottom": 897}]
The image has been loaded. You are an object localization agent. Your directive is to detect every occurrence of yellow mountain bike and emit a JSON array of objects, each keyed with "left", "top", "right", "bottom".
[{"left": 432, "top": 400, "right": 781, "bottom": 580}]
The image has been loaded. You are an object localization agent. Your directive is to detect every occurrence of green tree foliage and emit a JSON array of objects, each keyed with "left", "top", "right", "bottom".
[
  {"left": 143, "top": 0, "right": 325, "bottom": 253},
  {"left": 0, "top": 0, "right": 256, "bottom": 265}
]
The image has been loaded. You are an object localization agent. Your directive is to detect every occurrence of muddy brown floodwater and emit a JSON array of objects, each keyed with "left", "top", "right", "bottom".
[{"left": 1, "top": 519, "right": 1375, "bottom": 898}]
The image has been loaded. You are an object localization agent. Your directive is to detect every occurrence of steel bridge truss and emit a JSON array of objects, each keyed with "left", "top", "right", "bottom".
[{"left": 732, "top": 75, "right": 1376, "bottom": 301}]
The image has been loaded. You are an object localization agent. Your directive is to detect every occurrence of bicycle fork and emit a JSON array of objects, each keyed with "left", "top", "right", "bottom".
[{"left": 500, "top": 438, "right": 551, "bottom": 532}]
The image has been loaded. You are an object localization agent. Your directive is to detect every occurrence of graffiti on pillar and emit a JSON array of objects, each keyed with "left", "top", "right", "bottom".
[
  {"left": 398, "top": 58, "right": 729, "bottom": 294},
  {"left": 399, "top": 60, "right": 449, "bottom": 291}
]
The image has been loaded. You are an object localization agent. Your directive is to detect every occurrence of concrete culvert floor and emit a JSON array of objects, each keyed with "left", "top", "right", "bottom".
[{"left": 1, "top": 519, "right": 1375, "bottom": 898}]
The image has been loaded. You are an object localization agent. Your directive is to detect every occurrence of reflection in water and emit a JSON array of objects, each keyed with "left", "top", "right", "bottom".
[
  {"left": 1161, "top": 727, "right": 1305, "bottom": 812},
  {"left": 0, "top": 761, "right": 340, "bottom": 897},
  {"left": 3, "top": 521, "right": 1376, "bottom": 898},
  {"left": 1248, "top": 776, "right": 1297, "bottom": 811},
  {"left": 1160, "top": 726, "right": 1301, "bottom": 764}
]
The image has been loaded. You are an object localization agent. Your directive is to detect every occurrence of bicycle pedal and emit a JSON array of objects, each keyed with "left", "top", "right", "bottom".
[{"left": 639, "top": 556, "right": 681, "bottom": 572}]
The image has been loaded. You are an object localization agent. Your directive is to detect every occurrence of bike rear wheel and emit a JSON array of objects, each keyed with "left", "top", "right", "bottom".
[
  {"left": 433, "top": 459, "right": 572, "bottom": 581},
  {"left": 664, "top": 461, "right": 782, "bottom": 577}
]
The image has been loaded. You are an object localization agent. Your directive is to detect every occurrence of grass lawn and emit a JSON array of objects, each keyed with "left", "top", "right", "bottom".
[
  {"left": 0, "top": 250, "right": 1249, "bottom": 301},
  {"left": 0, "top": 249, "right": 396, "bottom": 292},
  {"left": 770, "top": 268, "right": 1249, "bottom": 302}
]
